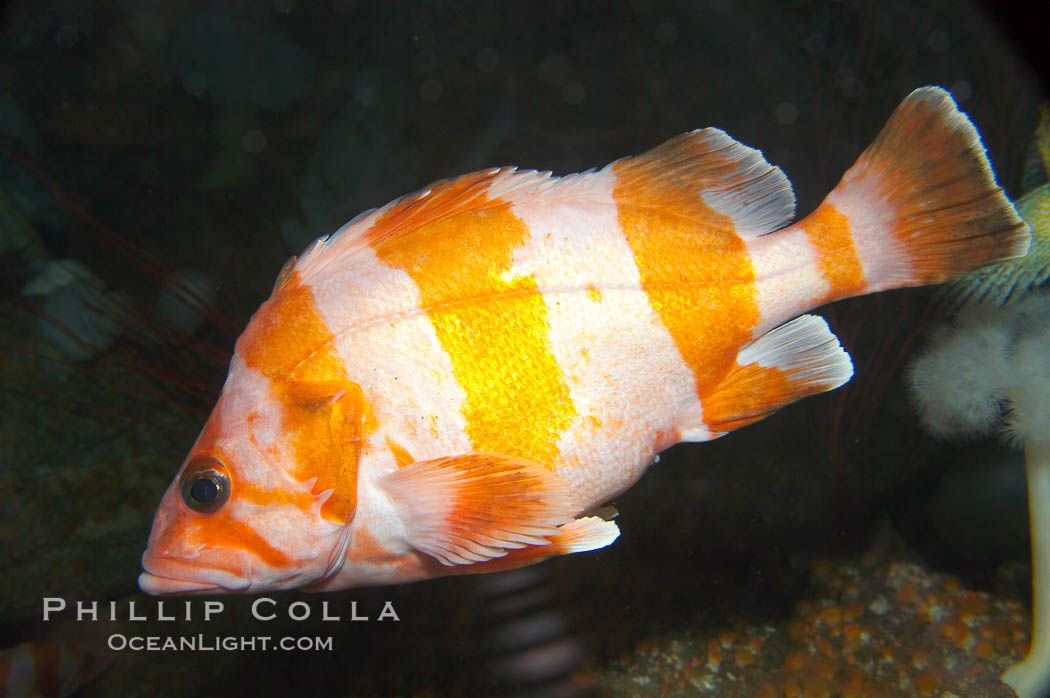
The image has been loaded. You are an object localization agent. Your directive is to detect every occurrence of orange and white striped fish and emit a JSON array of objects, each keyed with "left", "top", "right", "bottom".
[{"left": 139, "top": 86, "right": 1030, "bottom": 595}]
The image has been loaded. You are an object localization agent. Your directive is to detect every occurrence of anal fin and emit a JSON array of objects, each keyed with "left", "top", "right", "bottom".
[
  {"left": 692, "top": 315, "right": 853, "bottom": 437},
  {"left": 549, "top": 515, "right": 620, "bottom": 554},
  {"left": 440, "top": 515, "right": 620, "bottom": 578}
]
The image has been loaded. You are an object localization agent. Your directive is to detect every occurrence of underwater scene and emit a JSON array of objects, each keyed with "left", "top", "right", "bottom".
[{"left": 1, "top": 1, "right": 1048, "bottom": 696}]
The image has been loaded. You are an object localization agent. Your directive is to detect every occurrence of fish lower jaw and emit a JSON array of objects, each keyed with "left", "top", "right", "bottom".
[
  {"left": 138, "top": 572, "right": 224, "bottom": 595},
  {"left": 138, "top": 556, "right": 252, "bottom": 595}
]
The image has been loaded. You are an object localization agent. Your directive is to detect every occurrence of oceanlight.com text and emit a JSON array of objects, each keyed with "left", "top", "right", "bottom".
[{"left": 107, "top": 633, "right": 334, "bottom": 652}]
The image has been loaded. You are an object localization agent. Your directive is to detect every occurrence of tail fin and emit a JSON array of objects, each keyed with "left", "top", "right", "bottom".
[{"left": 801, "top": 86, "right": 1031, "bottom": 303}]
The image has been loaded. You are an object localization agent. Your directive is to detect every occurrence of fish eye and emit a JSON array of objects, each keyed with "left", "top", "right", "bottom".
[{"left": 179, "top": 456, "right": 231, "bottom": 514}]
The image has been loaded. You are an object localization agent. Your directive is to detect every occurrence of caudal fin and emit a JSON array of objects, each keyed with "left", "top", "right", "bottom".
[{"left": 801, "top": 86, "right": 1031, "bottom": 302}]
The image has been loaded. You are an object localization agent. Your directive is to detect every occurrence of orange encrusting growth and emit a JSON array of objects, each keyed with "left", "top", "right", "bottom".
[
  {"left": 803, "top": 202, "right": 866, "bottom": 304},
  {"left": 373, "top": 190, "right": 576, "bottom": 468},
  {"left": 234, "top": 274, "right": 360, "bottom": 523},
  {"left": 613, "top": 150, "right": 760, "bottom": 398}
]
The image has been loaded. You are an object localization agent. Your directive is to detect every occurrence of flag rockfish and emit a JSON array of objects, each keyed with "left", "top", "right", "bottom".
[{"left": 139, "top": 86, "right": 1030, "bottom": 595}]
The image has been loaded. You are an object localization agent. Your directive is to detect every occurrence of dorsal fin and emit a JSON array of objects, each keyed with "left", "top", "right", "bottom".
[
  {"left": 364, "top": 167, "right": 541, "bottom": 248},
  {"left": 293, "top": 168, "right": 555, "bottom": 280},
  {"left": 294, "top": 128, "right": 793, "bottom": 281},
  {"left": 611, "top": 128, "right": 796, "bottom": 237}
]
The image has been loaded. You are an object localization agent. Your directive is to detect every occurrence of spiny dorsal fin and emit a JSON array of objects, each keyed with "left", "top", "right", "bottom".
[
  {"left": 295, "top": 128, "right": 794, "bottom": 281},
  {"left": 611, "top": 128, "right": 796, "bottom": 238},
  {"left": 363, "top": 168, "right": 548, "bottom": 248},
  {"left": 294, "top": 168, "right": 554, "bottom": 279}
]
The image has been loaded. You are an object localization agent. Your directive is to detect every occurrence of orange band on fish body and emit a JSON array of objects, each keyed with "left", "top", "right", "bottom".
[
  {"left": 239, "top": 272, "right": 343, "bottom": 380},
  {"left": 237, "top": 274, "right": 360, "bottom": 524},
  {"left": 278, "top": 380, "right": 363, "bottom": 522},
  {"left": 372, "top": 183, "right": 576, "bottom": 468},
  {"left": 612, "top": 138, "right": 760, "bottom": 400},
  {"left": 802, "top": 201, "right": 867, "bottom": 305},
  {"left": 502, "top": 165, "right": 709, "bottom": 505}
]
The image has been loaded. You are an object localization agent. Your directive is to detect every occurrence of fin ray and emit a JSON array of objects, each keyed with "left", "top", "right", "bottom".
[
  {"left": 695, "top": 315, "right": 853, "bottom": 436},
  {"left": 380, "top": 453, "right": 577, "bottom": 566},
  {"left": 942, "top": 183, "right": 1050, "bottom": 308},
  {"left": 819, "top": 86, "right": 1030, "bottom": 295},
  {"left": 439, "top": 516, "right": 620, "bottom": 577},
  {"left": 293, "top": 168, "right": 555, "bottom": 280},
  {"left": 612, "top": 128, "right": 796, "bottom": 237}
]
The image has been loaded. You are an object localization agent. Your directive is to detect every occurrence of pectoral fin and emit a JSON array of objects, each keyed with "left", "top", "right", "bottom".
[{"left": 380, "top": 453, "right": 615, "bottom": 566}]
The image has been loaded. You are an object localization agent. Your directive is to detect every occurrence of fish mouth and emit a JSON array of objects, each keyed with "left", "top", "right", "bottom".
[
  {"left": 138, "top": 572, "right": 223, "bottom": 595},
  {"left": 139, "top": 551, "right": 251, "bottom": 595}
]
